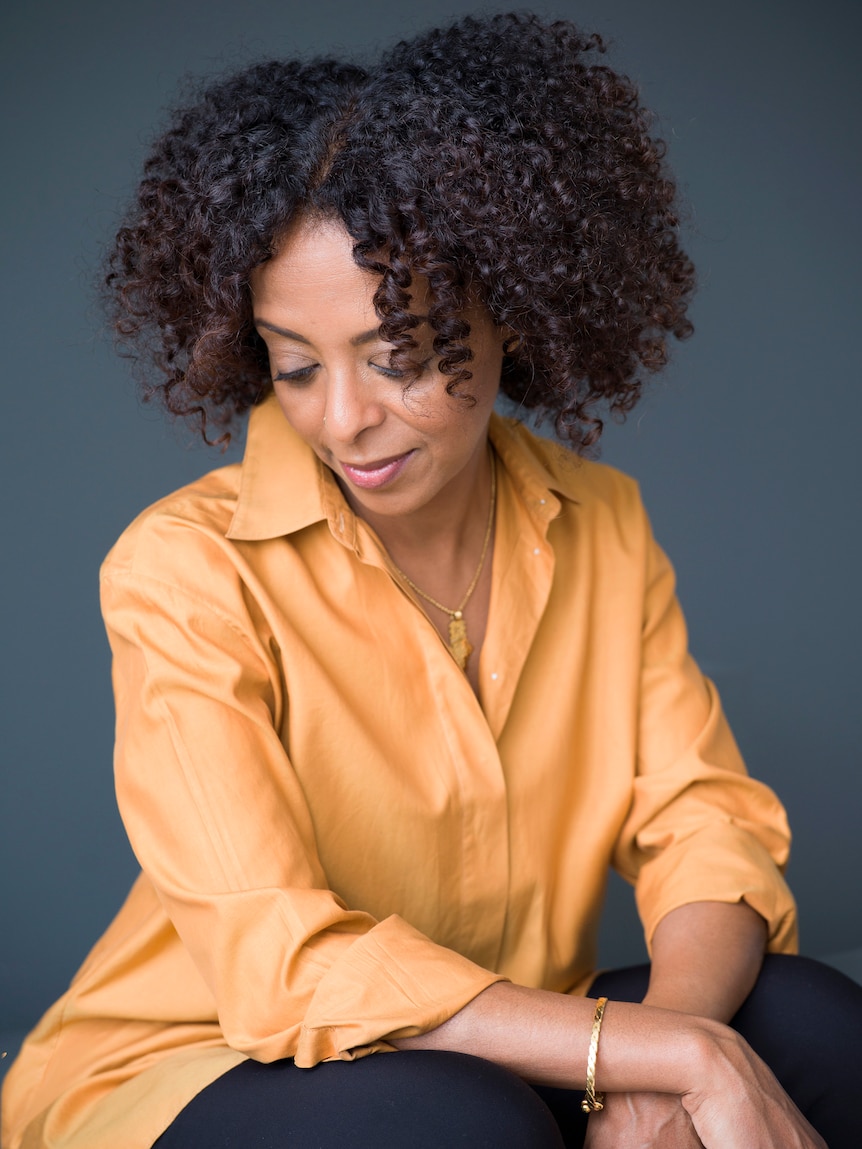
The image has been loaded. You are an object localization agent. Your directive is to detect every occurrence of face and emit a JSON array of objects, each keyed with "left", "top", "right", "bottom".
[{"left": 250, "top": 216, "right": 504, "bottom": 524}]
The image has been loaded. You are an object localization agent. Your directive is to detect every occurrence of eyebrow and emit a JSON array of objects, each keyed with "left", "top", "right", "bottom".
[{"left": 254, "top": 318, "right": 383, "bottom": 347}]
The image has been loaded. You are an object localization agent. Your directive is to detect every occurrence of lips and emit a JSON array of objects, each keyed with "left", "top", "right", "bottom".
[{"left": 339, "top": 450, "right": 415, "bottom": 490}]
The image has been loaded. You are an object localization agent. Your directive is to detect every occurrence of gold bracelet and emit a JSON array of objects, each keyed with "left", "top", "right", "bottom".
[{"left": 580, "top": 996, "right": 608, "bottom": 1113}]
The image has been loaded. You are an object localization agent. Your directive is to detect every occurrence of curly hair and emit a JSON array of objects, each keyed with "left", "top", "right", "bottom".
[{"left": 107, "top": 12, "right": 695, "bottom": 449}]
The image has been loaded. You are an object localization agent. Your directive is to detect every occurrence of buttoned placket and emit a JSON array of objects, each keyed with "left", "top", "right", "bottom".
[{"left": 316, "top": 447, "right": 564, "bottom": 969}]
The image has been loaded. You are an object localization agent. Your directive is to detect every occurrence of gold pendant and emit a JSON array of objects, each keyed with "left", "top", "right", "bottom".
[{"left": 448, "top": 612, "right": 473, "bottom": 671}]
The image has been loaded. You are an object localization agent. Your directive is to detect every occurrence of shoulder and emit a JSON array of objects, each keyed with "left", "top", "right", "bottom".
[{"left": 101, "top": 462, "right": 244, "bottom": 587}]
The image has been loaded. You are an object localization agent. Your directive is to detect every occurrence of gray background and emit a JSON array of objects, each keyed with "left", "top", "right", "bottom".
[{"left": 2, "top": 0, "right": 861, "bottom": 1064}]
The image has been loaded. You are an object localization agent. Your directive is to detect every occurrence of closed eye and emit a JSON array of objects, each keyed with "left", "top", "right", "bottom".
[
  {"left": 274, "top": 364, "right": 318, "bottom": 383},
  {"left": 369, "top": 356, "right": 432, "bottom": 381}
]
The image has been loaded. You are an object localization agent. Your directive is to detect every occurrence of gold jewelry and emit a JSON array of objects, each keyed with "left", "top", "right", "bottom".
[
  {"left": 580, "top": 997, "right": 608, "bottom": 1113},
  {"left": 388, "top": 450, "right": 496, "bottom": 672}
]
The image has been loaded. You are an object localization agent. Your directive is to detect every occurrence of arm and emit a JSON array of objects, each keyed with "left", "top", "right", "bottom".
[
  {"left": 581, "top": 506, "right": 789, "bottom": 1147},
  {"left": 643, "top": 900, "right": 767, "bottom": 1019},
  {"left": 101, "top": 545, "right": 503, "bottom": 1068},
  {"left": 582, "top": 501, "right": 788, "bottom": 1145},
  {"left": 392, "top": 979, "right": 703, "bottom": 1092},
  {"left": 393, "top": 500, "right": 804, "bottom": 1142},
  {"left": 393, "top": 971, "right": 824, "bottom": 1149},
  {"left": 392, "top": 903, "right": 765, "bottom": 1091},
  {"left": 580, "top": 900, "right": 768, "bottom": 1148}
]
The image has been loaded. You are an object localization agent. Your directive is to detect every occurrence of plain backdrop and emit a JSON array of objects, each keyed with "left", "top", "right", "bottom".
[{"left": 2, "top": 0, "right": 860, "bottom": 1042}]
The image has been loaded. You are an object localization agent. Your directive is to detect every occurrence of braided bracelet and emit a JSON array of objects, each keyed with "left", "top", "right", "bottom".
[{"left": 580, "top": 996, "right": 608, "bottom": 1113}]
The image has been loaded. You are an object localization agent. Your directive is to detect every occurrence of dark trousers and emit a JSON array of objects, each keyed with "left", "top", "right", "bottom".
[{"left": 154, "top": 955, "right": 862, "bottom": 1148}]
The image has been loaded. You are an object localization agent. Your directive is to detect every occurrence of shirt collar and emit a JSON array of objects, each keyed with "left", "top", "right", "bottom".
[
  {"left": 227, "top": 391, "right": 580, "bottom": 543},
  {"left": 487, "top": 411, "right": 582, "bottom": 521}
]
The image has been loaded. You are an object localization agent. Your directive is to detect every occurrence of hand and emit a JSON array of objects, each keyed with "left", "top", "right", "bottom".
[
  {"left": 584, "top": 1092, "right": 703, "bottom": 1149},
  {"left": 681, "top": 1024, "right": 828, "bottom": 1149}
]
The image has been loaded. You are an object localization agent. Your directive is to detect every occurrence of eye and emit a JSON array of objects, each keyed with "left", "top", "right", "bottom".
[
  {"left": 369, "top": 356, "right": 432, "bottom": 381},
  {"left": 274, "top": 364, "right": 318, "bottom": 384},
  {"left": 369, "top": 360, "right": 407, "bottom": 380}
]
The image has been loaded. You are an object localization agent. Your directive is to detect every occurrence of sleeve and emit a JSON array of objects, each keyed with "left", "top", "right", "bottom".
[
  {"left": 611, "top": 511, "right": 798, "bottom": 955},
  {"left": 101, "top": 541, "right": 503, "bottom": 1069}
]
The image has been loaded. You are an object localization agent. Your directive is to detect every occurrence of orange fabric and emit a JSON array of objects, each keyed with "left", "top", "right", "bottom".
[{"left": 2, "top": 398, "right": 797, "bottom": 1149}]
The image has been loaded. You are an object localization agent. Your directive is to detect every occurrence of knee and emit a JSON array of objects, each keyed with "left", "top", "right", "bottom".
[
  {"left": 736, "top": 954, "right": 862, "bottom": 1147},
  {"left": 744, "top": 953, "right": 862, "bottom": 1026},
  {"left": 734, "top": 953, "right": 862, "bottom": 1079},
  {"left": 368, "top": 1050, "right": 565, "bottom": 1148}
]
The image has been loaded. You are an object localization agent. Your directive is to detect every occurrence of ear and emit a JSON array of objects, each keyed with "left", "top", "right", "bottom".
[{"left": 501, "top": 329, "right": 523, "bottom": 356}]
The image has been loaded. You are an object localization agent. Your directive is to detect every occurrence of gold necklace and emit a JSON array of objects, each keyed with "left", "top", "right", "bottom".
[{"left": 389, "top": 451, "right": 496, "bottom": 671}]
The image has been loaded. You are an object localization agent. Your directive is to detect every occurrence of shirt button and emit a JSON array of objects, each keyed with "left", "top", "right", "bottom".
[
  {"left": 491, "top": 672, "right": 499, "bottom": 681},
  {"left": 539, "top": 498, "right": 546, "bottom": 505},
  {"left": 533, "top": 547, "right": 541, "bottom": 556}
]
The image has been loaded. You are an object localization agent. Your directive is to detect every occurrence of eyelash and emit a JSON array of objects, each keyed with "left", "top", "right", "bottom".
[
  {"left": 273, "top": 357, "right": 432, "bottom": 384},
  {"left": 274, "top": 365, "right": 316, "bottom": 383}
]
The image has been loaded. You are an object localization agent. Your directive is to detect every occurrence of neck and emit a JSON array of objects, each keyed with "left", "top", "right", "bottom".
[
  {"left": 344, "top": 434, "right": 497, "bottom": 680},
  {"left": 343, "top": 436, "right": 494, "bottom": 567}
]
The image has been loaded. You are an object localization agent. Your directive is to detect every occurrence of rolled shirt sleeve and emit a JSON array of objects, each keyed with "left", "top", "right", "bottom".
[{"left": 612, "top": 519, "right": 798, "bottom": 953}]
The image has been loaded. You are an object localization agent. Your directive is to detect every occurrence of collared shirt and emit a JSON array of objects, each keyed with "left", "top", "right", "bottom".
[{"left": 2, "top": 397, "right": 797, "bottom": 1149}]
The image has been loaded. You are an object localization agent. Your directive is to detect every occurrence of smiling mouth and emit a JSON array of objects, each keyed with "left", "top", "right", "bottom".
[{"left": 339, "top": 450, "right": 415, "bottom": 490}]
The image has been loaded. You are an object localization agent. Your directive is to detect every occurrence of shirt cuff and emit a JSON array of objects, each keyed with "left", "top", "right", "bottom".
[
  {"left": 294, "top": 914, "right": 507, "bottom": 1066},
  {"left": 634, "top": 821, "right": 798, "bottom": 955}
]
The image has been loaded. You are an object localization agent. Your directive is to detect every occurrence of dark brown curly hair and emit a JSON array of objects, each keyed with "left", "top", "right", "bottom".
[{"left": 107, "top": 12, "right": 695, "bottom": 449}]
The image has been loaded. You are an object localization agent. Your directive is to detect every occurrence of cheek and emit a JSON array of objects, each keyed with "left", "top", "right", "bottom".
[
  {"left": 404, "top": 395, "right": 472, "bottom": 444},
  {"left": 273, "top": 385, "right": 323, "bottom": 441}
]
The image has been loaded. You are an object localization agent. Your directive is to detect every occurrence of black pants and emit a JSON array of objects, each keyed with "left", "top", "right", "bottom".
[{"left": 154, "top": 955, "right": 862, "bottom": 1148}]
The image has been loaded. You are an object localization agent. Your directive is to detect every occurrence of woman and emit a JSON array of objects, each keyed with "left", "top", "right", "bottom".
[{"left": 2, "top": 13, "right": 860, "bottom": 1149}]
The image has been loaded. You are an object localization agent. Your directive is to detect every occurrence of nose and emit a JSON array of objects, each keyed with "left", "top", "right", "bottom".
[{"left": 323, "top": 369, "right": 386, "bottom": 444}]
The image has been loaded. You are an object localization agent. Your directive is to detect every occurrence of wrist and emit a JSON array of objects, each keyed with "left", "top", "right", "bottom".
[
  {"left": 657, "top": 1014, "right": 734, "bottom": 1097},
  {"left": 676, "top": 1017, "right": 744, "bottom": 1101}
]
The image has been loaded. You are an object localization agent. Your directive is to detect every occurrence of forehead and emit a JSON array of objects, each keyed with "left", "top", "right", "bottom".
[
  {"left": 250, "top": 216, "right": 438, "bottom": 338},
  {"left": 250, "top": 215, "right": 498, "bottom": 348},
  {"left": 253, "top": 217, "right": 374, "bottom": 301}
]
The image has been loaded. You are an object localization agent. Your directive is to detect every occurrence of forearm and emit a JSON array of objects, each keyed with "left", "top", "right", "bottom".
[
  {"left": 393, "top": 980, "right": 718, "bottom": 1093},
  {"left": 392, "top": 919, "right": 824, "bottom": 1148},
  {"left": 642, "top": 900, "right": 768, "bottom": 1021},
  {"left": 393, "top": 901, "right": 766, "bottom": 1092}
]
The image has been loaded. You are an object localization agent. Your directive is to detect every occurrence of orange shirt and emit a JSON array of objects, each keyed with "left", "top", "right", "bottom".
[{"left": 2, "top": 398, "right": 797, "bottom": 1149}]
